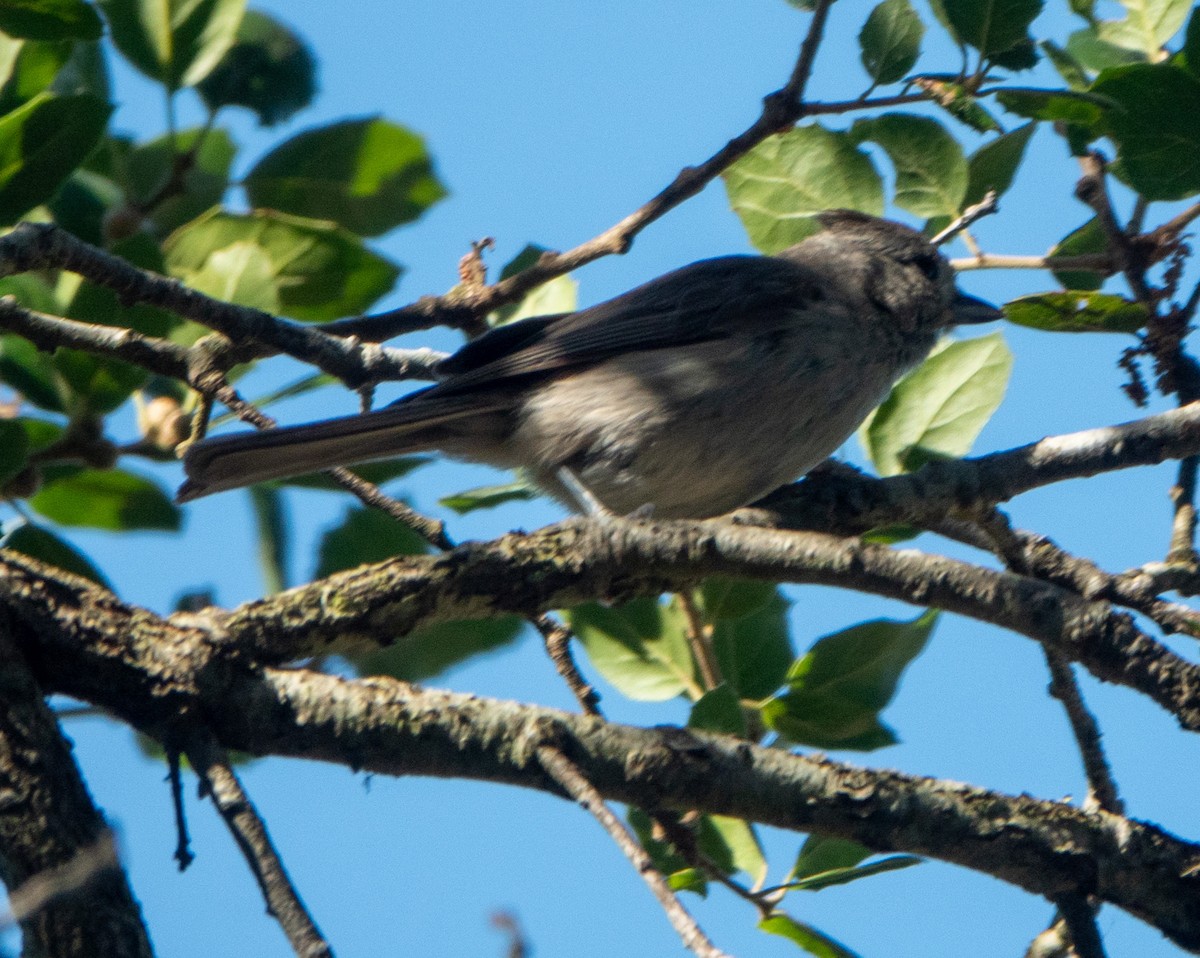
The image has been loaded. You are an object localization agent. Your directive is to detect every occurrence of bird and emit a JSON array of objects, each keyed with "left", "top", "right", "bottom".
[{"left": 178, "top": 210, "right": 1001, "bottom": 517}]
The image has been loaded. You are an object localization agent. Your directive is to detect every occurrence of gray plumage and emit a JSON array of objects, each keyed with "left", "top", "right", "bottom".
[{"left": 178, "top": 211, "right": 1001, "bottom": 516}]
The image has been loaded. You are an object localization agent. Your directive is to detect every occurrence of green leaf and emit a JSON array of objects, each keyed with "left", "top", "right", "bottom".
[
  {"left": 1049, "top": 218, "right": 1108, "bottom": 291},
  {"left": 314, "top": 504, "right": 429, "bottom": 578},
  {"left": 0, "top": 520, "right": 111, "bottom": 588},
  {"left": 351, "top": 616, "right": 524, "bottom": 683},
  {"left": 98, "top": 0, "right": 247, "bottom": 88},
  {"left": 964, "top": 122, "right": 1035, "bottom": 206},
  {"left": 126, "top": 126, "right": 236, "bottom": 234},
  {"left": 723, "top": 124, "right": 883, "bottom": 254},
  {"left": 993, "top": 87, "right": 1110, "bottom": 125},
  {"left": 988, "top": 36, "right": 1039, "bottom": 71},
  {"left": 0, "top": 0, "right": 102, "bottom": 40},
  {"left": 440, "top": 478, "right": 539, "bottom": 514},
  {"left": 628, "top": 808, "right": 692, "bottom": 884},
  {"left": 922, "top": 80, "right": 1002, "bottom": 132},
  {"left": 851, "top": 114, "right": 967, "bottom": 218},
  {"left": 185, "top": 241, "right": 279, "bottom": 312},
  {"left": 1066, "top": 26, "right": 1147, "bottom": 69},
  {"left": 275, "top": 455, "right": 429, "bottom": 491},
  {"left": 710, "top": 589, "right": 794, "bottom": 700},
  {"left": 1003, "top": 291, "right": 1147, "bottom": 333},
  {"left": 0, "top": 332, "right": 66, "bottom": 411},
  {"left": 1092, "top": 62, "right": 1200, "bottom": 200},
  {"left": 1094, "top": 0, "right": 1192, "bottom": 60},
  {"left": 566, "top": 598, "right": 697, "bottom": 701},
  {"left": 762, "top": 611, "right": 937, "bottom": 750},
  {"left": 164, "top": 209, "right": 401, "bottom": 321},
  {"left": 52, "top": 347, "right": 146, "bottom": 413},
  {"left": 0, "top": 40, "right": 71, "bottom": 112},
  {"left": 490, "top": 243, "right": 579, "bottom": 326},
  {"left": 0, "top": 417, "right": 28, "bottom": 486},
  {"left": 47, "top": 168, "right": 122, "bottom": 245},
  {"left": 244, "top": 117, "right": 448, "bottom": 237},
  {"left": 859, "top": 0, "right": 924, "bottom": 85},
  {"left": 0, "top": 92, "right": 112, "bottom": 224},
  {"left": 697, "top": 578, "right": 776, "bottom": 621},
  {"left": 1040, "top": 39, "right": 1091, "bottom": 88},
  {"left": 50, "top": 38, "right": 110, "bottom": 99},
  {"left": 758, "top": 913, "right": 862, "bottom": 958},
  {"left": 790, "top": 835, "right": 921, "bottom": 890},
  {"left": 940, "top": 0, "right": 1043, "bottom": 55},
  {"left": 30, "top": 468, "right": 181, "bottom": 530},
  {"left": 1183, "top": 7, "right": 1200, "bottom": 77},
  {"left": 792, "top": 835, "right": 871, "bottom": 879},
  {"left": 0, "top": 34, "right": 21, "bottom": 91},
  {"left": 688, "top": 684, "right": 748, "bottom": 737},
  {"left": 861, "top": 332, "right": 1012, "bottom": 476},
  {"left": 667, "top": 868, "right": 707, "bottom": 895},
  {"left": 699, "top": 815, "right": 767, "bottom": 886},
  {"left": 249, "top": 484, "right": 288, "bottom": 593},
  {"left": 196, "top": 9, "right": 316, "bottom": 126}
]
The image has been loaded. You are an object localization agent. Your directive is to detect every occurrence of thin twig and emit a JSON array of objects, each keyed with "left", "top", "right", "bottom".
[
  {"left": 678, "top": 591, "right": 723, "bottom": 692},
  {"left": 204, "top": 383, "right": 454, "bottom": 550},
  {"left": 533, "top": 614, "right": 602, "bottom": 715},
  {"left": 187, "top": 734, "right": 333, "bottom": 958},
  {"left": 967, "top": 508, "right": 1124, "bottom": 815},
  {"left": 1042, "top": 650, "right": 1124, "bottom": 814},
  {"left": 325, "top": 0, "right": 848, "bottom": 342},
  {"left": 0, "top": 222, "right": 444, "bottom": 385},
  {"left": 931, "top": 189, "right": 999, "bottom": 246},
  {"left": 950, "top": 252, "right": 1114, "bottom": 273},
  {"left": 536, "top": 745, "right": 733, "bottom": 958}
]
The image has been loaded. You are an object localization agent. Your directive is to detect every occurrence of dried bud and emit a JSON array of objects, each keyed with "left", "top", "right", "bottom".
[
  {"left": 101, "top": 204, "right": 146, "bottom": 244},
  {"left": 3, "top": 465, "right": 41, "bottom": 499},
  {"left": 139, "top": 396, "right": 191, "bottom": 451}
]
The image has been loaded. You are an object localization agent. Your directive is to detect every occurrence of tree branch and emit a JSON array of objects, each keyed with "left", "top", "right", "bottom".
[
  {"left": 186, "top": 733, "right": 333, "bottom": 958},
  {"left": 0, "top": 222, "right": 443, "bottom": 387},
  {"left": 536, "top": 744, "right": 731, "bottom": 958},
  {"left": 5, "top": 555, "right": 1200, "bottom": 949},
  {"left": 0, "top": 618, "right": 152, "bottom": 957}
]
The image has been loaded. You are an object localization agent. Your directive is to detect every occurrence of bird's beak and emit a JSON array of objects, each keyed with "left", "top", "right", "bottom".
[{"left": 952, "top": 289, "right": 1004, "bottom": 325}]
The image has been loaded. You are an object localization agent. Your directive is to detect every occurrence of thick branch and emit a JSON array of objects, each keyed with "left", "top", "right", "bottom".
[
  {"left": 0, "top": 618, "right": 153, "bottom": 957},
  {"left": 4, "top": 555, "right": 1200, "bottom": 950}
]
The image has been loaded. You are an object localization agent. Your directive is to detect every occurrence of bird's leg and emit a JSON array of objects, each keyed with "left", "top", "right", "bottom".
[{"left": 556, "top": 467, "right": 616, "bottom": 519}]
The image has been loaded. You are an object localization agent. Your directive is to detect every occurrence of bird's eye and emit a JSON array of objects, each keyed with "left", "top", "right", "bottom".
[{"left": 913, "top": 253, "right": 941, "bottom": 280}]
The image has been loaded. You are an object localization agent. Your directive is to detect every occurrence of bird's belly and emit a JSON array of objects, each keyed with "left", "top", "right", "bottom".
[{"left": 511, "top": 340, "right": 903, "bottom": 518}]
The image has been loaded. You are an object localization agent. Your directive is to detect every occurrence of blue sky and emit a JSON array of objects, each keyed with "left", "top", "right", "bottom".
[{"left": 33, "top": 1, "right": 1200, "bottom": 956}]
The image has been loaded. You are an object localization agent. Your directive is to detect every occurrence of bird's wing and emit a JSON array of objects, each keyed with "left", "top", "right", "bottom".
[{"left": 424, "top": 254, "right": 828, "bottom": 399}]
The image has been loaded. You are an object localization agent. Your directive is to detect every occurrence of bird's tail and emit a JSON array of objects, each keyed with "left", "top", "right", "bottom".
[{"left": 177, "top": 393, "right": 491, "bottom": 502}]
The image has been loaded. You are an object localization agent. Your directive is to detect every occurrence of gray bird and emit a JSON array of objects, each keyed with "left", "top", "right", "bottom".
[{"left": 178, "top": 211, "right": 1001, "bottom": 517}]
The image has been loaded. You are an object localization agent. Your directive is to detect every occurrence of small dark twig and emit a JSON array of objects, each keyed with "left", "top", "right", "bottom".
[
  {"left": 166, "top": 747, "right": 194, "bottom": 871},
  {"left": 329, "top": 467, "right": 454, "bottom": 550},
  {"left": 188, "top": 734, "right": 333, "bottom": 958},
  {"left": 489, "top": 911, "right": 529, "bottom": 958},
  {"left": 537, "top": 745, "right": 732, "bottom": 958},
  {"left": 533, "top": 614, "right": 602, "bottom": 715}
]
